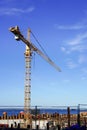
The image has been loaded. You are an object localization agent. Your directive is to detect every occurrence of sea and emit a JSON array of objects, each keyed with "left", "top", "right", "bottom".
[
  {"left": 0, "top": 107, "right": 87, "bottom": 116},
  {"left": 0, "top": 105, "right": 87, "bottom": 116}
]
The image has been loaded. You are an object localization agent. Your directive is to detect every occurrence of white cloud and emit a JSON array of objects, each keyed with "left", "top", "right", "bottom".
[
  {"left": 81, "top": 76, "right": 87, "bottom": 80},
  {"left": 78, "top": 55, "right": 87, "bottom": 64},
  {"left": 61, "top": 32, "right": 87, "bottom": 54},
  {"left": 80, "top": 68, "right": 87, "bottom": 80},
  {"left": 60, "top": 47, "right": 66, "bottom": 52},
  {"left": 0, "top": 7, "right": 35, "bottom": 15},
  {"left": 81, "top": 68, "right": 87, "bottom": 74},
  {"left": 61, "top": 46, "right": 70, "bottom": 54},
  {"left": 63, "top": 79, "right": 70, "bottom": 83},
  {"left": 67, "top": 32, "right": 87, "bottom": 46},
  {"left": 61, "top": 44, "right": 87, "bottom": 54},
  {"left": 66, "top": 59, "right": 78, "bottom": 69},
  {"left": 70, "top": 45, "right": 85, "bottom": 52},
  {"left": 57, "top": 24, "right": 87, "bottom": 53},
  {"left": 55, "top": 23, "right": 87, "bottom": 30}
]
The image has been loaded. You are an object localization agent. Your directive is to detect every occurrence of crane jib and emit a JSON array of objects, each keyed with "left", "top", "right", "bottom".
[
  {"left": 9, "top": 26, "right": 61, "bottom": 72},
  {"left": 20, "top": 35, "right": 61, "bottom": 72}
]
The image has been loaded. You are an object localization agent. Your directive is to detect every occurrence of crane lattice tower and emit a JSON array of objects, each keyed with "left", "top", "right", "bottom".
[{"left": 24, "top": 29, "right": 32, "bottom": 113}]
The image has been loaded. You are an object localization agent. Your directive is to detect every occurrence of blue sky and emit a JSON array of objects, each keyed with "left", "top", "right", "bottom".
[{"left": 0, "top": 0, "right": 87, "bottom": 107}]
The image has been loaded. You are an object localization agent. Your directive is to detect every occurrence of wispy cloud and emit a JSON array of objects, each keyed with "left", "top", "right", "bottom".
[
  {"left": 58, "top": 22, "right": 87, "bottom": 70},
  {"left": 61, "top": 47, "right": 66, "bottom": 52},
  {"left": 61, "top": 45, "right": 87, "bottom": 54},
  {"left": 70, "top": 45, "right": 87, "bottom": 52},
  {"left": 55, "top": 23, "right": 87, "bottom": 30},
  {"left": 63, "top": 79, "right": 70, "bottom": 83},
  {"left": 81, "top": 76, "right": 87, "bottom": 80},
  {"left": 61, "top": 32, "right": 87, "bottom": 54},
  {"left": 81, "top": 68, "right": 87, "bottom": 74},
  {"left": 78, "top": 55, "right": 87, "bottom": 64},
  {"left": 67, "top": 32, "right": 87, "bottom": 45},
  {"left": 81, "top": 68, "right": 87, "bottom": 80},
  {"left": 66, "top": 59, "right": 78, "bottom": 69},
  {"left": 60, "top": 46, "right": 70, "bottom": 54},
  {"left": 0, "top": 7, "right": 35, "bottom": 15}
]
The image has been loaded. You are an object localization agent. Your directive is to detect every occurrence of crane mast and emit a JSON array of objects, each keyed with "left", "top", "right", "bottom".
[{"left": 24, "top": 29, "right": 32, "bottom": 113}]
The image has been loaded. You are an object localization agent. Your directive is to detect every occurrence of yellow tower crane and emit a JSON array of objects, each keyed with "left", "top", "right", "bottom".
[{"left": 9, "top": 26, "right": 61, "bottom": 114}]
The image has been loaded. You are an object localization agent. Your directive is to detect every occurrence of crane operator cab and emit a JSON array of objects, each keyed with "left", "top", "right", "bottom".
[{"left": 15, "top": 35, "right": 20, "bottom": 41}]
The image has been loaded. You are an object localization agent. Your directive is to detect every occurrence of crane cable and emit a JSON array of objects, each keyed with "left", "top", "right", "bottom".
[{"left": 30, "top": 31, "right": 50, "bottom": 58}]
